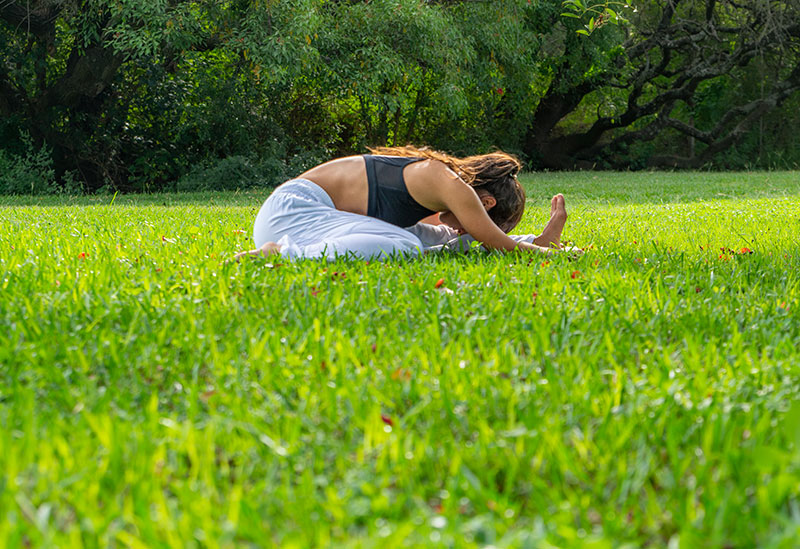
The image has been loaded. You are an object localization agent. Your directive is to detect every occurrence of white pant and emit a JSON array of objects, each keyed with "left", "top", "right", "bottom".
[{"left": 253, "top": 179, "right": 424, "bottom": 260}]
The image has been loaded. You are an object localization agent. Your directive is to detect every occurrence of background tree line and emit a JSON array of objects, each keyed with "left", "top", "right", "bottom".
[{"left": 2, "top": 0, "right": 800, "bottom": 194}]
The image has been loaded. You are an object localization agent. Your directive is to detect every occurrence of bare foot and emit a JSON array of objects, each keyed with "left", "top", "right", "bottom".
[
  {"left": 533, "top": 194, "right": 568, "bottom": 248},
  {"left": 229, "top": 241, "right": 281, "bottom": 263}
]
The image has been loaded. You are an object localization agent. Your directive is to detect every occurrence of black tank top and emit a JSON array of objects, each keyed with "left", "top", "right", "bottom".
[{"left": 364, "top": 155, "right": 435, "bottom": 227}]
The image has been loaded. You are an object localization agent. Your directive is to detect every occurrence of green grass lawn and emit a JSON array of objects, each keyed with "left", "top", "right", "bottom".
[{"left": 1, "top": 172, "right": 800, "bottom": 547}]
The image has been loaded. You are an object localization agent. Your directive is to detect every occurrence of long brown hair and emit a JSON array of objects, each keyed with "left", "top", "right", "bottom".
[{"left": 369, "top": 145, "right": 525, "bottom": 233}]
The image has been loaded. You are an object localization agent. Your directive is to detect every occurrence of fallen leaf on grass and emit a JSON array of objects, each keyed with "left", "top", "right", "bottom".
[{"left": 391, "top": 368, "right": 411, "bottom": 381}]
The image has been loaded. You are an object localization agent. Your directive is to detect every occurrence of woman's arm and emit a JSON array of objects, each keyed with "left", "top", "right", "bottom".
[
  {"left": 445, "top": 182, "right": 552, "bottom": 253},
  {"left": 406, "top": 161, "right": 552, "bottom": 254},
  {"left": 409, "top": 223, "right": 566, "bottom": 253}
]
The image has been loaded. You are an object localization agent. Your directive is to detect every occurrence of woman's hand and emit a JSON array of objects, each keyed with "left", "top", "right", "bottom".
[
  {"left": 560, "top": 245, "right": 584, "bottom": 257},
  {"left": 516, "top": 241, "right": 555, "bottom": 255},
  {"left": 517, "top": 241, "right": 584, "bottom": 258}
]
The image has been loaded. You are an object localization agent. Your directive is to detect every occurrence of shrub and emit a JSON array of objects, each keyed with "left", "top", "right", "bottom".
[
  {"left": 176, "top": 155, "right": 288, "bottom": 192},
  {"left": 0, "top": 133, "right": 56, "bottom": 195}
]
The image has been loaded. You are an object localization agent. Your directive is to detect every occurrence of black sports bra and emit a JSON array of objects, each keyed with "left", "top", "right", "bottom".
[{"left": 364, "top": 155, "right": 436, "bottom": 227}]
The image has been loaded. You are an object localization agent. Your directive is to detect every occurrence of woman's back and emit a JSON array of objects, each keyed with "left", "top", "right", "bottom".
[
  {"left": 301, "top": 155, "right": 438, "bottom": 226},
  {"left": 300, "top": 155, "right": 371, "bottom": 214}
]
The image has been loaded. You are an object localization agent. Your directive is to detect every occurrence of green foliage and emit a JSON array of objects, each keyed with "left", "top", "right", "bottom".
[
  {"left": 0, "top": 132, "right": 56, "bottom": 195},
  {"left": 176, "top": 154, "right": 287, "bottom": 192},
  {"left": 283, "top": 0, "right": 476, "bottom": 148},
  {"left": 2, "top": 174, "right": 800, "bottom": 545},
  {"left": 1, "top": 0, "right": 613, "bottom": 192},
  {"left": 561, "top": 0, "right": 629, "bottom": 35},
  {"left": 2, "top": 0, "right": 800, "bottom": 193}
]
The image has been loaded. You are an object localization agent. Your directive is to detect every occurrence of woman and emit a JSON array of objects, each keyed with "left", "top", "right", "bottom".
[{"left": 235, "top": 146, "right": 568, "bottom": 261}]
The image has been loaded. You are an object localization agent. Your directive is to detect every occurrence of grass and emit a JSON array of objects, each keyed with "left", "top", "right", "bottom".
[{"left": 1, "top": 171, "right": 799, "bottom": 547}]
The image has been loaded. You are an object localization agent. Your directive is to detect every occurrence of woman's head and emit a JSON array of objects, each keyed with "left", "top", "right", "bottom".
[
  {"left": 457, "top": 152, "right": 525, "bottom": 232},
  {"left": 369, "top": 145, "right": 526, "bottom": 232}
]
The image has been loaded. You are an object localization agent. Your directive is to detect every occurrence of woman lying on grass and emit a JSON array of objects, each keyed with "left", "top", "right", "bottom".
[{"left": 234, "top": 146, "right": 573, "bottom": 261}]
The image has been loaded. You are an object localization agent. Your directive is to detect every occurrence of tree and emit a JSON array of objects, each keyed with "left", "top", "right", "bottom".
[
  {"left": 524, "top": 0, "right": 800, "bottom": 169},
  {"left": 0, "top": 0, "right": 312, "bottom": 190}
]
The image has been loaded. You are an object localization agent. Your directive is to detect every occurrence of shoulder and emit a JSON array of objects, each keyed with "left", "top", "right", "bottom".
[
  {"left": 407, "top": 158, "right": 460, "bottom": 184},
  {"left": 404, "top": 159, "right": 473, "bottom": 211}
]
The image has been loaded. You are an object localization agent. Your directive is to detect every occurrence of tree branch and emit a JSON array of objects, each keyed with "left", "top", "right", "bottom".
[
  {"left": 526, "top": 0, "right": 800, "bottom": 168},
  {"left": 0, "top": 0, "right": 62, "bottom": 36}
]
